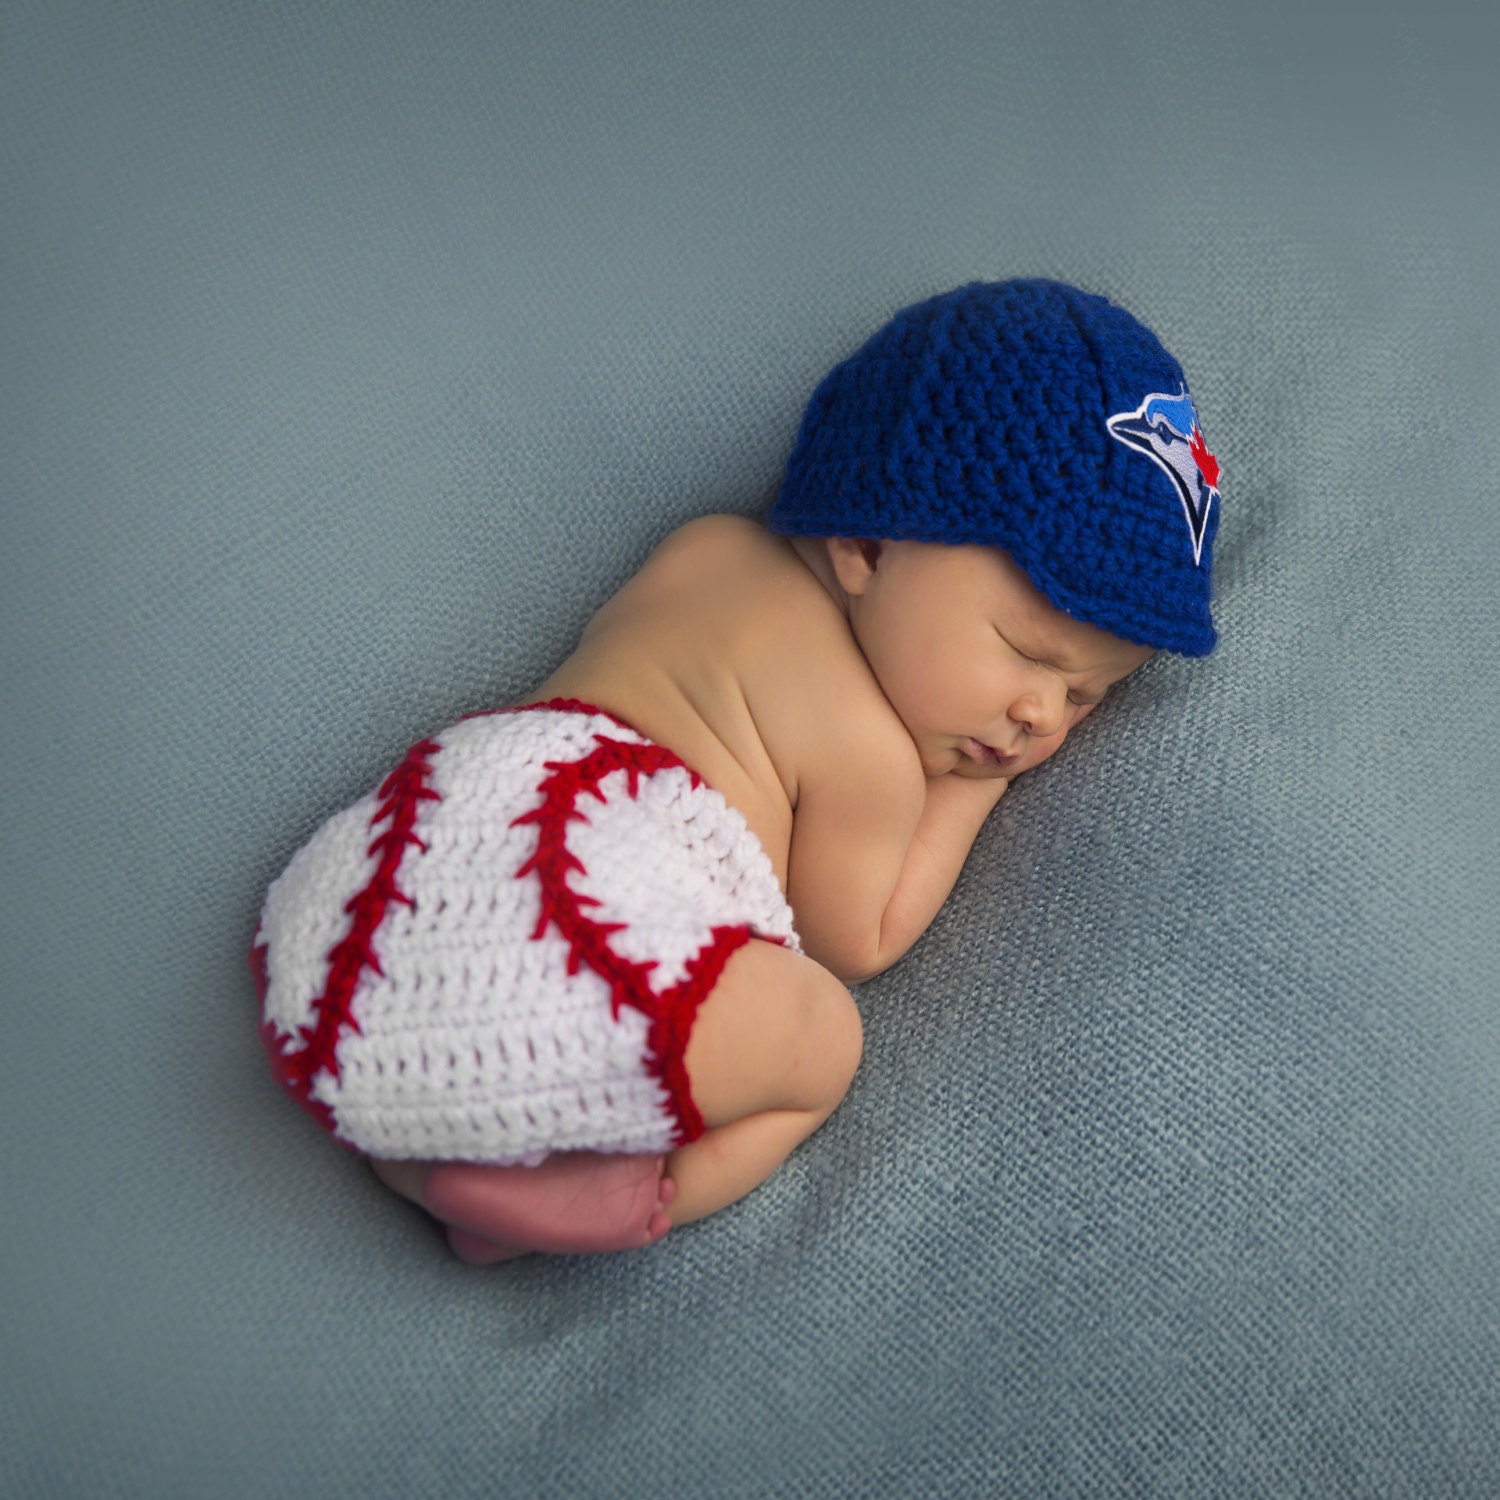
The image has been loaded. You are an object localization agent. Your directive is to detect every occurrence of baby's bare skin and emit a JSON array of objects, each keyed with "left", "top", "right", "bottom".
[
  {"left": 374, "top": 1154, "right": 676, "bottom": 1261},
  {"left": 373, "top": 515, "right": 1153, "bottom": 1257}
]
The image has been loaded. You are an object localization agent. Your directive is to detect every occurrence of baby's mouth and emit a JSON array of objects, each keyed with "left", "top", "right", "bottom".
[{"left": 962, "top": 737, "right": 1020, "bottom": 767}]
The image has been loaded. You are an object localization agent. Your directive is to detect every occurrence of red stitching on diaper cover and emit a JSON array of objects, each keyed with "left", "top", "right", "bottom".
[
  {"left": 486, "top": 696, "right": 638, "bottom": 731},
  {"left": 250, "top": 700, "right": 777, "bottom": 1151},
  {"left": 253, "top": 736, "right": 442, "bottom": 1137},
  {"left": 510, "top": 726, "right": 764, "bottom": 1147}
]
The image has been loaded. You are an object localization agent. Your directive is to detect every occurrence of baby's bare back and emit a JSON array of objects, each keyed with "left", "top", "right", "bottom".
[{"left": 529, "top": 514, "right": 904, "bottom": 890}]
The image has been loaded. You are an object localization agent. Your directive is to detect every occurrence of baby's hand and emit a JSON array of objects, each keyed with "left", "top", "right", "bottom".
[{"left": 371, "top": 1152, "right": 676, "bottom": 1262}]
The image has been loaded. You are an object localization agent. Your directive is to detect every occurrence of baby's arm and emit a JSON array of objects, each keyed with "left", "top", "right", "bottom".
[
  {"left": 789, "top": 752, "right": 1008, "bottom": 984},
  {"left": 870, "top": 773, "right": 1010, "bottom": 970}
]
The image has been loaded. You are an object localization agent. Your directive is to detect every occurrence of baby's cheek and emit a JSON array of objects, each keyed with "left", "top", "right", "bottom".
[{"left": 1024, "top": 726, "right": 1071, "bottom": 771}]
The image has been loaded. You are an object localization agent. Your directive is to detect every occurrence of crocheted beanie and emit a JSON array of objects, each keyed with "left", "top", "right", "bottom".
[{"left": 766, "top": 279, "right": 1221, "bottom": 655}]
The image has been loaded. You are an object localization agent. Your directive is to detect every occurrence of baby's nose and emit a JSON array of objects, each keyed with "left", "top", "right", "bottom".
[{"left": 1013, "top": 688, "right": 1065, "bottom": 738}]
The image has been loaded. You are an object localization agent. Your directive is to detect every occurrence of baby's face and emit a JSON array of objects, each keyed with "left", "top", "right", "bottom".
[{"left": 841, "top": 540, "right": 1155, "bottom": 779}]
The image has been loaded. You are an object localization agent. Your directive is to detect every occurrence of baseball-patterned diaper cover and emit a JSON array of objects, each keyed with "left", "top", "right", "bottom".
[{"left": 251, "top": 699, "right": 800, "bottom": 1163}]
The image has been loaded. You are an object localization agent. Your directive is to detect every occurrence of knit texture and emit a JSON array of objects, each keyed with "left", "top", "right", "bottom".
[
  {"left": 10, "top": 5, "right": 1500, "bottom": 1496},
  {"left": 767, "top": 280, "right": 1221, "bottom": 655},
  {"left": 252, "top": 702, "right": 799, "bottom": 1162}
]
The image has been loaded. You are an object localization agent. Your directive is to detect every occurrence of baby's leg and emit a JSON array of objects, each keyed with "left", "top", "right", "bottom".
[
  {"left": 664, "top": 937, "right": 863, "bottom": 1226},
  {"left": 371, "top": 1153, "right": 676, "bottom": 1261}
]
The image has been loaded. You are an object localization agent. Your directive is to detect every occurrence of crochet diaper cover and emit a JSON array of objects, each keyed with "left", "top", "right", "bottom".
[{"left": 251, "top": 700, "right": 800, "bottom": 1163}]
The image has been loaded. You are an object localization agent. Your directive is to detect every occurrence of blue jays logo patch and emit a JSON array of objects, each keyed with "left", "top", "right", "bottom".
[{"left": 1105, "top": 389, "right": 1220, "bottom": 564}]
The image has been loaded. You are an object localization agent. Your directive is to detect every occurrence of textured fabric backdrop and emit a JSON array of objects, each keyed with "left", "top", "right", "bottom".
[{"left": 4, "top": 2, "right": 1498, "bottom": 1495}]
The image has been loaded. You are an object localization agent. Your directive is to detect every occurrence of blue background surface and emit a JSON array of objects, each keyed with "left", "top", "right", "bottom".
[{"left": 5, "top": 2, "right": 1498, "bottom": 1494}]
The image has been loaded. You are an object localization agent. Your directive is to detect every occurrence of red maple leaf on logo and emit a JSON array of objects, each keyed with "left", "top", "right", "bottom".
[{"left": 1190, "top": 427, "right": 1221, "bottom": 491}]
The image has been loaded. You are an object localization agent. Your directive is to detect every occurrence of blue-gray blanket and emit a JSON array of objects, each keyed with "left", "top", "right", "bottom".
[{"left": 5, "top": 2, "right": 1497, "bottom": 1494}]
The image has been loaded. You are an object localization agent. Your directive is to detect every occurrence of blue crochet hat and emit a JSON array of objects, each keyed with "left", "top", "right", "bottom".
[{"left": 767, "top": 279, "right": 1221, "bottom": 655}]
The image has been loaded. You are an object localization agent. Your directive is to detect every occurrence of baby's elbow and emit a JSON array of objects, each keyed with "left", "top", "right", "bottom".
[
  {"left": 838, "top": 952, "right": 909, "bottom": 986},
  {"left": 823, "top": 958, "right": 875, "bottom": 986},
  {"left": 792, "top": 884, "right": 922, "bottom": 984},
  {"left": 802, "top": 931, "right": 902, "bottom": 987},
  {"left": 796, "top": 932, "right": 860, "bottom": 985}
]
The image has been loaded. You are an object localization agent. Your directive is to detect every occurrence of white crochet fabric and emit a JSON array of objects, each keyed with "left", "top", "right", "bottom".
[{"left": 253, "top": 702, "right": 799, "bottom": 1163}]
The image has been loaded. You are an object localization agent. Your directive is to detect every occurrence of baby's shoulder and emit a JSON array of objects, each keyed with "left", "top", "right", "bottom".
[
  {"left": 576, "top": 516, "right": 918, "bottom": 834},
  {"left": 638, "top": 512, "right": 788, "bottom": 586},
  {"left": 622, "top": 513, "right": 833, "bottom": 638}
]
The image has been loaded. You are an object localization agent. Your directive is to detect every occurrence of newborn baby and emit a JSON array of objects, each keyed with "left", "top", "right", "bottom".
[{"left": 251, "top": 279, "right": 1221, "bottom": 1261}]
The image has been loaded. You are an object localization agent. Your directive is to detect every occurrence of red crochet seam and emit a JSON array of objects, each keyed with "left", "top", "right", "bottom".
[
  {"left": 249, "top": 701, "right": 768, "bottom": 1150},
  {"left": 511, "top": 731, "right": 759, "bottom": 1147},
  {"left": 252, "top": 737, "right": 442, "bottom": 1137}
]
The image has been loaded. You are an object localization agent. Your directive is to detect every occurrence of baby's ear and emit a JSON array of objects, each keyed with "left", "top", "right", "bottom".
[{"left": 828, "top": 537, "right": 882, "bottom": 595}]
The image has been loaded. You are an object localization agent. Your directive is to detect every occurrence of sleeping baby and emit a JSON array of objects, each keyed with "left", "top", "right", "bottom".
[{"left": 251, "top": 278, "right": 1221, "bottom": 1261}]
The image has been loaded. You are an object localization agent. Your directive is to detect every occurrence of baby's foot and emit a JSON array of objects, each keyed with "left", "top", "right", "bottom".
[{"left": 421, "top": 1152, "right": 676, "bottom": 1260}]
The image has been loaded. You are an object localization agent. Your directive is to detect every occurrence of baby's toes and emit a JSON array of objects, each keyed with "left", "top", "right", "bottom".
[{"left": 585, "top": 1152, "right": 674, "bottom": 1244}]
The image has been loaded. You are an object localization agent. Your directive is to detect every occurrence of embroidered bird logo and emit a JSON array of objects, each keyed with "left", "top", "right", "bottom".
[{"left": 1105, "top": 388, "right": 1220, "bottom": 564}]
